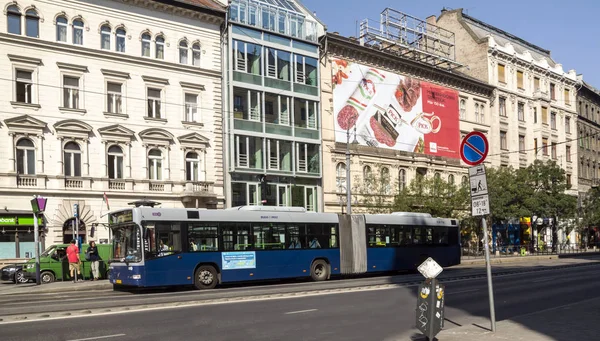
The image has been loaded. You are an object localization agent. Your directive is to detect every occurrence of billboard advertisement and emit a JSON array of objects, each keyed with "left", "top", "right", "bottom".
[{"left": 332, "top": 58, "right": 460, "bottom": 158}]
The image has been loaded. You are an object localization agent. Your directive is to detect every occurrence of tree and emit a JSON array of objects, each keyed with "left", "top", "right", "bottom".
[{"left": 353, "top": 164, "right": 396, "bottom": 214}]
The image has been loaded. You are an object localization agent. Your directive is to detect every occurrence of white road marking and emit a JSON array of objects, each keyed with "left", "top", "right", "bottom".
[
  {"left": 285, "top": 309, "right": 317, "bottom": 315},
  {"left": 450, "top": 288, "right": 479, "bottom": 295},
  {"left": 67, "top": 334, "right": 125, "bottom": 341}
]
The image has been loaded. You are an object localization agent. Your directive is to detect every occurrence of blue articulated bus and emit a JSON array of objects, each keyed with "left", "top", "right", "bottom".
[{"left": 108, "top": 205, "right": 460, "bottom": 290}]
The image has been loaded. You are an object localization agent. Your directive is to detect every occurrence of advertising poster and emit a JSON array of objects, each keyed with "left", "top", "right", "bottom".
[
  {"left": 331, "top": 58, "right": 460, "bottom": 159},
  {"left": 222, "top": 251, "right": 256, "bottom": 270}
]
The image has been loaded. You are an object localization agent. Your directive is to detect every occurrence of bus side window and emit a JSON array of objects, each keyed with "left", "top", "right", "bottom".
[
  {"left": 448, "top": 227, "right": 459, "bottom": 246},
  {"left": 189, "top": 223, "right": 218, "bottom": 252},
  {"left": 426, "top": 227, "right": 433, "bottom": 244},
  {"left": 287, "top": 224, "right": 304, "bottom": 249},
  {"left": 221, "top": 223, "right": 235, "bottom": 251},
  {"left": 235, "top": 223, "right": 252, "bottom": 251},
  {"left": 413, "top": 227, "right": 423, "bottom": 245},
  {"left": 434, "top": 227, "right": 449, "bottom": 245},
  {"left": 306, "top": 224, "right": 325, "bottom": 249},
  {"left": 156, "top": 223, "right": 182, "bottom": 255},
  {"left": 328, "top": 224, "right": 339, "bottom": 248}
]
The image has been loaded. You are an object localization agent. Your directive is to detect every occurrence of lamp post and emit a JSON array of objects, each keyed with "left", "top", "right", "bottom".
[
  {"left": 346, "top": 127, "right": 358, "bottom": 215},
  {"left": 30, "top": 196, "right": 47, "bottom": 285}
]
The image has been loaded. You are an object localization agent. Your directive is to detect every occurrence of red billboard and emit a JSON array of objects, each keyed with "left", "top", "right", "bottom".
[{"left": 332, "top": 58, "right": 460, "bottom": 159}]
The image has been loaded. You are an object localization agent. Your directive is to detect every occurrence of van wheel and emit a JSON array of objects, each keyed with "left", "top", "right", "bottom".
[
  {"left": 310, "top": 260, "right": 329, "bottom": 282},
  {"left": 194, "top": 266, "right": 217, "bottom": 290},
  {"left": 41, "top": 271, "right": 55, "bottom": 284}
]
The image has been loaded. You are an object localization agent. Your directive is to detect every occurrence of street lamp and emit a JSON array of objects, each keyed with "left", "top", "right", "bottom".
[{"left": 346, "top": 126, "right": 359, "bottom": 215}]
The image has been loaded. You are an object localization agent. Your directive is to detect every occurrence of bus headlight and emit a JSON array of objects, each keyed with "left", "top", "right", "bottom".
[{"left": 132, "top": 275, "right": 141, "bottom": 280}]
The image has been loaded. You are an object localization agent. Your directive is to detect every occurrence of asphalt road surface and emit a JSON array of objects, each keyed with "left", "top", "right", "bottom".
[{"left": 3, "top": 260, "right": 600, "bottom": 341}]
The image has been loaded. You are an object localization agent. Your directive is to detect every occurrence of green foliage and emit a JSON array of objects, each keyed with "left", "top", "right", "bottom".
[{"left": 352, "top": 165, "right": 395, "bottom": 214}]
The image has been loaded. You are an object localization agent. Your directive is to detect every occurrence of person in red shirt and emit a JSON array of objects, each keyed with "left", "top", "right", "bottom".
[{"left": 66, "top": 240, "right": 80, "bottom": 282}]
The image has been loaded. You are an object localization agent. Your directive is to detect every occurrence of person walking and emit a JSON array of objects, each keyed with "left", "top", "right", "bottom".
[
  {"left": 86, "top": 241, "right": 101, "bottom": 281},
  {"left": 66, "top": 240, "right": 80, "bottom": 283}
]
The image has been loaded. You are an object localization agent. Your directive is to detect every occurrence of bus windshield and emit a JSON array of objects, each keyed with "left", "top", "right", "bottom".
[{"left": 111, "top": 223, "right": 142, "bottom": 263}]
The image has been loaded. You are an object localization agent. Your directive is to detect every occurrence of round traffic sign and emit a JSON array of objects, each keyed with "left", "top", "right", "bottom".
[{"left": 460, "top": 131, "right": 488, "bottom": 166}]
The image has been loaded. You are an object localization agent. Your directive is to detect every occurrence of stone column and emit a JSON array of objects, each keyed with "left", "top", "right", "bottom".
[
  {"left": 83, "top": 139, "right": 90, "bottom": 176},
  {"left": 9, "top": 133, "right": 16, "bottom": 172},
  {"left": 37, "top": 134, "right": 44, "bottom": 174}
]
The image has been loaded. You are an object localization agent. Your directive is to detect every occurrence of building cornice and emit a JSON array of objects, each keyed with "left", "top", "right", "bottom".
[
  {"left": 321, "top": 33, "right": 495, "bottom": 99},
  {"left": 117, "top": 0, "right": 226, "bottom": 24},
  {"left": 490, "top": 50, "right": 578, "bottom": 86}
]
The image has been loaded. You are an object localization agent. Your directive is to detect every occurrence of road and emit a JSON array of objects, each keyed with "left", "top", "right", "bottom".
[{"left": 2, "top": 259, "right": 600, "bottom": 341}]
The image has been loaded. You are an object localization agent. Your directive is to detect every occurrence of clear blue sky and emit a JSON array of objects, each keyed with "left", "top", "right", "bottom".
[{"left": 302, "top": 0, "right": 600, "bottom": 87}]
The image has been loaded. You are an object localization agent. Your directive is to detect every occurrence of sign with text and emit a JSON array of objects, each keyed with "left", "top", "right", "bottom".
[
  {"left": 222, "top": 251, "right": 256, "bottom": 270},
  {"left": 469, "top": 165, "right": 490, "bottom": 216}
]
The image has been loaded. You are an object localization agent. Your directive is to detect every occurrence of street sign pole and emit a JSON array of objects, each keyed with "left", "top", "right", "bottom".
[{"left": 461, "top": 131, "right": 495, "bottom": 332}]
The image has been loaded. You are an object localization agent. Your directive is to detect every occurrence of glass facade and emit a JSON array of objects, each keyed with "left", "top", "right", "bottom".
[{"left": 228, "top": 1, "right": 321, "bottom": 211}]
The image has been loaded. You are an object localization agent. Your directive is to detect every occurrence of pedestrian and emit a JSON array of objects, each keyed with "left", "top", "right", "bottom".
[
  {"left": 86, "top": 241, "right": 101, "bottom": 281},
  {"left": 66, "top": 239, "right": 80, "bottom": 283}
]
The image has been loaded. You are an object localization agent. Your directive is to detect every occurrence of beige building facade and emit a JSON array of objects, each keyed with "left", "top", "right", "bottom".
[{"left": 0, "top": 0, "right": 225, "bottom": 258}]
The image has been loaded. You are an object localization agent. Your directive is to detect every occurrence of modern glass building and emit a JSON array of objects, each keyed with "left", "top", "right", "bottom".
[{"left": 223, "top": 0, "right": 325, "bottom": 210}]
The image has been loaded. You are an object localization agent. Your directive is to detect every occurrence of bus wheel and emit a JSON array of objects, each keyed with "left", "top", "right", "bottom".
[
  {"left": 310, "top": 260, "right": 329, "bottom": 282},
  {"left": 41, "top": 271, "right": 55, "bottom": 284},
  {"left": 194, "top": 265, "right": 217, "bottom": 290}
]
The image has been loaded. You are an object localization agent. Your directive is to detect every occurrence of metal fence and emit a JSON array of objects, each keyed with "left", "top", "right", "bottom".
[{"left": 461, "top": 243, "right": 599, "bottom": 260}]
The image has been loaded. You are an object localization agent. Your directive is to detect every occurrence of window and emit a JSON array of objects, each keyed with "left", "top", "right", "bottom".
[
  {"left": 294, "top": 98, "right": 317, "bottom": 129},
  {"left": 147, "top": 88, "right": 162, "bottom": 118},
  {"left": 16, "top": 138, "right": 35, "bottom": 175},
  {"left": 233, "top": 40, "right": 262, "bottom": 75},
  {"left": 566, "top": 146, "right": 571, "bottom": 162},
  {"left": 15, "top": 70, "right": 33, "bottom": 104},
  {"left": 533, "top": 107, "right": 537, "bottom": 124},
  {"left": 115, "top": 28, "right": 126, "bottom": 52},
  {"left": 363, "top": 165, "right": 372, "bottom": 180},
  {"left": 564, "top": 89, "right": 570, "bottom": 105},
  {"left": 188, "top": 223, "right": 218, "bottom": 251},
  {"left": 448, "top": 174, "right": 455, "bottom": 185},
  {"left": 155, "top": 35, "right": 165, "bottom": 59},
  {"left": 550, "top": 83, "right": 556, "bottom": 100},
  {"left": 399, "top": 169, "right": 406, "bottom": 190},
  {"left": 253, "top": 223, "right": 286, "bottom": 250},
  {"left": 266, "top": 48, "right": 291, "bottom": 81},
  {"left": 179, "top": 40, "right": 188, "bottom": 64},
  {"left": 381, "top": 167, "right": 391, "bottom": 194},
  {"left": 519, "top": 135, "right": 525, "bottom": 152},
  {"left": 567, "top": 174, "right": 572, "bottom": 188},
  {"left": 551, "top": 142, "right": 557, "bottom": 159},
  {"left": 185, "top": 93, "right": 198, "bottom": 122},
  {"left": 542, "top": 138, "right": 548, "bottom": 155},
  {"left": 542, "top": 107, "right": 548, "bottom": 125},
  {"left": 185, "top": 152, "right": 201, "bottom": 181},
  {"left": 461, "top": 176, "right": 468, "bottom": 187},
  {"left": 534, "top": 138, "right": 538, "bottom": 152},
  {"left": 100, "top": 25, "right": 111, "bottom": 50},
  {"left": 63, "top": 76, "right": 80, "bottom": 109},
  {"left": 500, "top": 131, "right": 507, "bottom": 150},
  {"left": 296, "top": 143, "right": 319, "bottom": 174},
  {"left": 474, "top": 103, "right": 480, "bottom": 122},
  {"left": 459, "top": 99, "right": 466, "bottom": 119},
  {"left": 192, "top": 43, "right": 201, "bottom": 66},
  {"left": 534, "top": 77, "right": 540, "bottom": 91},
  {"left": 73, "top": 19, "right": 84, "bottom": 45},
  {"left": 106, "top": 82, "right": 122, "bottom": 114},
  {"left": 25, "top": 9, "right": 39, "bottom": 38},
  {"left": 517, "top": 70, "right": 524, "bottom": 89},
  {"left": 497, "top": 64, "right": 505, "bottom": 83},
  {"left": 235, "top": 135, "right": 263, "bottom": 169},
  {"left": 148, "top": 149, "right": 162, "bottom": 180},
  {"left": 63, "top": 142, "right": 81, "bottom": 177},
  {"left": 551, "top": 112, "right": 557, "bottom": 130},
  {"left": 499, "top": 97, "right": 506, "bottom": 117},
  {"left": 7, "top": 5, "right": 21, "bottom": 35},
  {"left": 295, "top": 55, "right": 318, "bottom": 86},
  {"left": 56, "top": 16, "right": 68, "bottom": 42},
  {"left": 565, "top": 117, "right": 571, "bottom": 134},
  {"left": 518, "top": 102, "right": 525, "bottom": 121},
  {"left": 107, "top": 145, "right": 123, "bottom": 179},
  {"left": 336, "top": 162, "right": 346, "bottom": 192},
  {"left": 141, "top": 33, "right": 151, "bottom": 57}
]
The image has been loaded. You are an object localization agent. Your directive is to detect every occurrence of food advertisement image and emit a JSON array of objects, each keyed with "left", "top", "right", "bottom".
[{"left": 331, "top": 58, "right": 460, "bottom": 159}]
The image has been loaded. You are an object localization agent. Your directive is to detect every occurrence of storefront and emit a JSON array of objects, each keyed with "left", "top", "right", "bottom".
[{"left": 0, "top": 211, "right": 45, "bottom": 259}]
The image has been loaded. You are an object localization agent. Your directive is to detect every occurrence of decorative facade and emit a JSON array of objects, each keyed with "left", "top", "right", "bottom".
[
  {"left": 0, "top": 0, "right": 225, "bottom": 258},
  {"left": 576, "top": 79, "right": 600, "bottom": 199},
  {"left": 430, "top": 9, "right": 579, "bottom": 196},
  {"left": 222, "top": 0, "right": 325, "bottom": 210}
]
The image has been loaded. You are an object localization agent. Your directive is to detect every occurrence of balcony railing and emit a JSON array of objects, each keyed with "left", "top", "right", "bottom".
[
  {"left": 149, "top": 182, "right": 164, "bottom": 192},
  {"left": 65, "top": 178, "right": 83, "bottom": 189},
  {"left": 108, "top": 180, "right": 126, "bottom": 190},
  {"left": 17, "top": 176, "right": 37, "bottom": 187}
]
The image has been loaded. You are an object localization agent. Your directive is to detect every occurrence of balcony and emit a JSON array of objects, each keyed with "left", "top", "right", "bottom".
[
  {"left": 108, "top": 180, "right": 126, "bottom": 190},
  {"left": 229, "top": 0, "right": 319, "bottom": 42},
  {"left": 533, "top": 90, "right": 550, "bottom": 102},
  {"left": 149, "top": 182, "right": 165, "bottom": 192},
  {"left": 65, "top": 178, "right": 83, "bottom": 189},
  {"left": 17, "top": 175, "right": 37, "bottom": 188}
]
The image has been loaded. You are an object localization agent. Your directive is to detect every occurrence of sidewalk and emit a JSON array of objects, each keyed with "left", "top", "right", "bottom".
[
  {"left": 0, "top": 279, "right": 111, "bottom": 295},
  {"left": 433, "top": 296, "right": 600, "bottom": 341}
]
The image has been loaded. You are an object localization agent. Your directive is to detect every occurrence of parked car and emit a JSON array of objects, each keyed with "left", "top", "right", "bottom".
[
  {"left": 1, "top": 264, "right": 29, "bottom": 283},
  {"left": 22, "top": 243, "right": 112, "bottom": 284}
]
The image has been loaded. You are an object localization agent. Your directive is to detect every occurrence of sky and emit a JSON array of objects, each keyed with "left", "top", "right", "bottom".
[{"left": 301, "top": 0, "right": 600, "bottom": 87}]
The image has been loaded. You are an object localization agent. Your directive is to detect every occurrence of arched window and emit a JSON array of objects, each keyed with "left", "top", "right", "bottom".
[
  {"left": 56, "top": 16, "right": 68, "bottom": 42},
  {"left": 434, "top": 172, "right": 441, "bottom": 181},
  {"left": 185, "top": 152, "right": 200, "bottom": 181},
  {"left": 192, "top": 43, "right": 201, "bottom": 66},
  {"left": 363, "top": 165, "right": 372, "bottom": 179},
  {"left": 73, "top": 19, "right": 84, "bottom": 45},
  {"left": 107, "top": 145, "right": 123, "bottom": 179},
  {"left": 336, "top": 162, "right": 346, "bottom": 192},
  {"left": 381, "top": 167, "right": 391, "bottom": 194},
  {"left": 148, "top": 149, "right": 162, "bottom": 180},
  {"left": 115, "top": 27, "right": 126, "bottom": 52},
  {"left": 141, "top": 32, "right": 151, "bottom": 57},
  {"left": 25, "top": 9, "right": 39, "bottom": 38},
  {"left": 398, "top": 169, "right": 406, "bottom": 191},
  {"left": 7, "top": 5, "right": 21, "bottom": 35},
  {"left": 63, "top": 142, "right": 81, "bottom": 177},
  {"left": 448, "top": 174, "right": 455, "bottom": 186},
  {"left": 100, "top": 25, "right": 111, "bottom": 50},
  {"left": 155, "top": 35, "right": 165, "bottom": 59},
  {"left": 459, "top": 99, "right": 466, "bottom": 119},
  {"left": 179, "top": 40, "right": 188, "bottom": 64},
  {"left": 461, "top": 175, "right": 468, "bottom": 187},
  {"left": 16, "top": 138, "right": 35, "bottom": 175}
]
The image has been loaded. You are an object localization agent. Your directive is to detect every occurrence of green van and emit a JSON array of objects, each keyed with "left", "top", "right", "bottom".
[{"left": 23, "top": 243, "right": 112, "bottom": 283}]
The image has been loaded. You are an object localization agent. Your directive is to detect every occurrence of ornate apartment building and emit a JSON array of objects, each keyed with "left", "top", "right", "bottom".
[
  {"left": 223, "top": 0, "right": 325, "bottom": 210},
  {"left": 320, "top": 8, "right": 495, "bottom": 214},
  {"left": 0, "top": 0, "right": 225, "bottom": 258},
  {"left": 430, "top": 9, "right": 579, "bottom": 196},
  {"left": 576, "top": 79, "right": 600, "bottom": 199}
]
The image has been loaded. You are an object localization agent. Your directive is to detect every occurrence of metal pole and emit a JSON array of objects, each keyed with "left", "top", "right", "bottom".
[
  {"left": 346, "top": 129, "right": 352, "bottom": 215},
  {"left": 33, "top": 212, "right": 40, "bottom": 285},
  {"left": 482, "top": 216, "right": 496, "bottom": 331}
]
